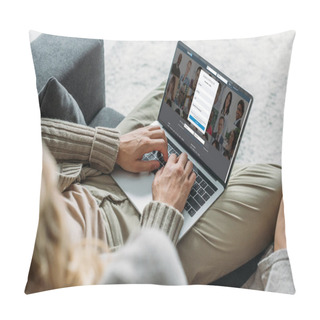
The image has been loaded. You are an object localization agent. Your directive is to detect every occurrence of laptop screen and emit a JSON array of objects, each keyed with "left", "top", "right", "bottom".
[{"left": 158, "top": 41, "right": 253, "bottom": 185}]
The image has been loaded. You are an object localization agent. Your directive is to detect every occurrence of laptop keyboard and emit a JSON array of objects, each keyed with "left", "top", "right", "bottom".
[{"left": 142, "top": 139, "right": 218, "bottom": 217}]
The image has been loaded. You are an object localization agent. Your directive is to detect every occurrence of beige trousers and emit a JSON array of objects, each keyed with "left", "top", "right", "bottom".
[{"left": 114, "top": 82, "right": 282, "bottom": 284}]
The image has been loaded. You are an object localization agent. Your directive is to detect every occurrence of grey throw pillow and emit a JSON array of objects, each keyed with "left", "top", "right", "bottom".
[{"left": 38, "top": 77, "right": 86, "bottom": 125}]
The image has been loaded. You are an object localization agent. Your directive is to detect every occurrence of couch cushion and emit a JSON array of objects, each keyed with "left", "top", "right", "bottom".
[
  {"left": 39, "top": 77, "right": 86, "bottom": 125},
  {"left": 31, "top": 33, "right": 105, "bottom": 124}
]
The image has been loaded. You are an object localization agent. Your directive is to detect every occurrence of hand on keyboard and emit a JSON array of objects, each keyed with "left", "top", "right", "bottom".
[
  {"left": 143, "top": 138, "right": 218, "bottom": 216},
  {"left": 116, "top": 125, "right": 168, "bottom": 173},
  {"left": 152, "top": 153, "right": 196, "bottom": 212},
  {"left": 142, "top": 141, "right": 180, "bottom": 174}
]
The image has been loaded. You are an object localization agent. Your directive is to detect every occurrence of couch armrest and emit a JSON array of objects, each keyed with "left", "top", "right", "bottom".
[{"left": 30, "top": 33, "right": 105, "bottom": 124}]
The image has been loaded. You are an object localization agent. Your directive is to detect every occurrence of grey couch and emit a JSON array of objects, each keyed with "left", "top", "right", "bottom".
[{"left": 30, "top": 33, "right": 124, "bottom": 128}]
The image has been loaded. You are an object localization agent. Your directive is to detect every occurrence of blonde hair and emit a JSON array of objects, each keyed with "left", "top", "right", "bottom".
[{"left": 25, "top": 145, "right": 107, "bottom": 294}]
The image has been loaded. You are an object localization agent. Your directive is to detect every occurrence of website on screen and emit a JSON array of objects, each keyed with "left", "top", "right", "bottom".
[{"left": 159, "top": 43, "right": 251, "bottom": 182}]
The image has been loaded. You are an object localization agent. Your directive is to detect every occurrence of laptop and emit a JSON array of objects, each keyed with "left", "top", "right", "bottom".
[{"left": 112, "top": 41, "right": 253, "bottom": 241}]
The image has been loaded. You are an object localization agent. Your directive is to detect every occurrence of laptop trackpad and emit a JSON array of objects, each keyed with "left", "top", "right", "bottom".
[{"left": 111, "top": 166, "right": 154, "bottom": 214}]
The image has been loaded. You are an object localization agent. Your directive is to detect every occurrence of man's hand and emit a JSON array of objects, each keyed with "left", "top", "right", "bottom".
[
  {"left": 152, "top": 153, "right": 196, "bottom": 212},
  {"left": 116, "top": 125, "right": 168, "bottom": 173}
]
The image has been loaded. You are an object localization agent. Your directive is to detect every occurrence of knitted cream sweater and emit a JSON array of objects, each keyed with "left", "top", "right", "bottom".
[{"left": 41, "top": 118, "right": 184, "bottom": 244}]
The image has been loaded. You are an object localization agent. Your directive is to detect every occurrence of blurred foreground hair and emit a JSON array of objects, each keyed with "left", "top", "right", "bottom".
[{"left": 25, "top": 144, "right": 107, "bottom": 294}]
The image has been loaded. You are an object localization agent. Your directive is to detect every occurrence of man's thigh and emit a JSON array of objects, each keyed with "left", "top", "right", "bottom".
[
  {"left": 116, "top": 81, "right": 166, "bottom": 135},
  {"left": 177, "top": 163, "right": 282, "bottom": 285}
]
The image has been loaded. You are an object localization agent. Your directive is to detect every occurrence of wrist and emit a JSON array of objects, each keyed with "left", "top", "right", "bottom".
[
  {"left": 90, "top": 127, "right": 120, "bottom": 173},
  {"left": 153, "top": 192, "right": 184, "bottom": 212},
  {"left": 141, "top": 201, "right": 184, "bottom": 244}
]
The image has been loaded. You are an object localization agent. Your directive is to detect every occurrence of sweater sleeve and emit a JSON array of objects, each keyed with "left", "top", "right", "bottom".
[
  {"left": 242, "top": 247, "right": 295, "bottom": 294},
  {"left": 41, "top": 118, "right": 120, "bottom": 174},
  {"left": 257, "top": 248, "right": 295, "bottom": 294},
  {"left": 140, "top": 201, "right": 184, "bottom": 245}
]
